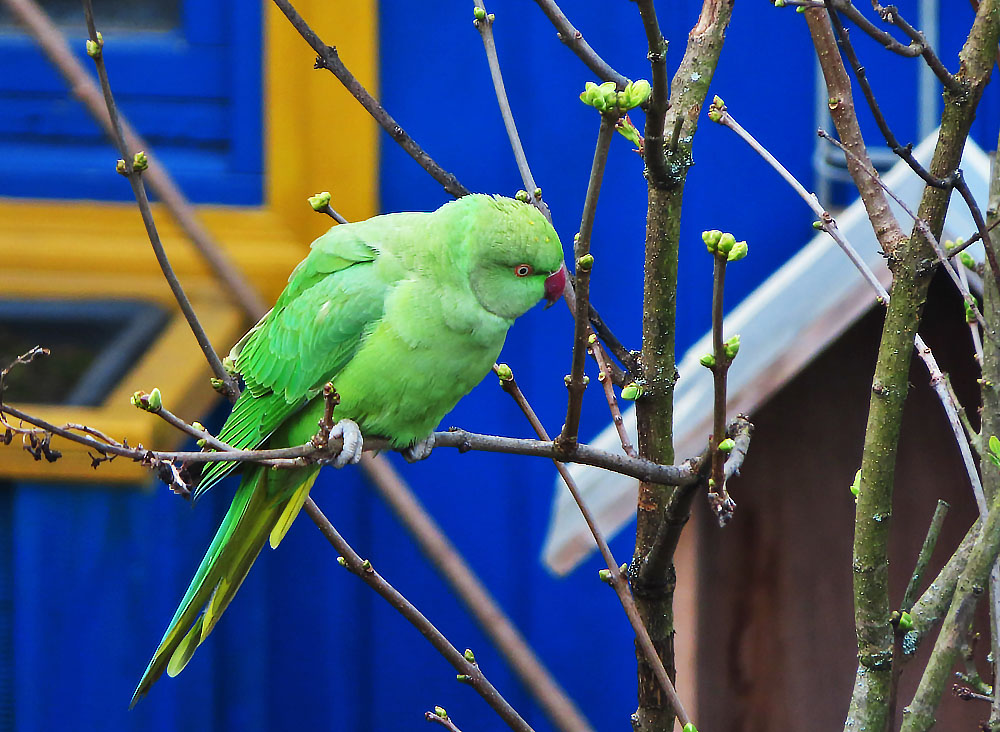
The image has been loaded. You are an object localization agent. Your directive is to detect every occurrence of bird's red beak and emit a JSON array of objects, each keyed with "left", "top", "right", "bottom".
[{"left": 544, "top": 265, "right": 567, "bottom": 306}]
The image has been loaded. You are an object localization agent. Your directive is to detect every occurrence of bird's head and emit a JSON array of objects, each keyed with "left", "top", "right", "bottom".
[{"left": 463, "top": 195, "right": 566, "bottom": 320}]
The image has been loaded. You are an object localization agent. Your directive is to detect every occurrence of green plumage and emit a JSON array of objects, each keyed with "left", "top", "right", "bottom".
[{"left": 131, "top": 194, "right": 564, "bottom": 706}]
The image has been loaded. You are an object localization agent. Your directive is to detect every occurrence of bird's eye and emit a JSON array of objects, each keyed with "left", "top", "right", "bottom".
[{"left": 514, "top": 264, "right": 533, "bottom": 277}]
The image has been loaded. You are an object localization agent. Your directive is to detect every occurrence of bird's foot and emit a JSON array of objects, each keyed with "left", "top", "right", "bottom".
[
  {"left": 325, "top": 419, "right": 363, "bottom": 468},
  {"left": 401, "top": 433, "right": 435, "bottom": 463}
]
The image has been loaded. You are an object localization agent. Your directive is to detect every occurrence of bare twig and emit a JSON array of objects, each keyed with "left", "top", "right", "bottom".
[
  {"left": 902, "top": 500, "right": 951, "bottom": 613},
  {"left": 589, "top": 336, "right": 636, "bottom": 457},
  {"left": 362, "top": 455, "right": 595, "bottom": 732},
  {"left": 472, "top": 2, "right": 551, "bottom": 221},
  {"left": 530, "top": 0, "right": 630, "bottom": 88},
  {"left": 635, "top": 0, "right": 670, "bottom": 186},
  {"left": 818, "top": 130, "right": 988, "bottom": 332},
  {"left": 636, "top": 416, "right": 752, "bottom": 585},
  {"left": 805, "top": 7, "right": 907, "bottom": 257},
  {"left": 425, "top": 709, "right": 464, "bottom": 732},
  {"left": 302, "top": 498, "right": 534, "bottom": 732},
  {"left": 80, "top": 0, "right": 239, "bottom": 400},
  {"left": 271, "top": 0, "right": 469, "bottom": 199},
  {"left": 714, "top": 105, "right": 987, "bottom": 513},
  {"left": 493, "top": 365, "right": 695, "bottom": 728},
  {"left": 556, "top": 114, "right": 617, "bottom": 451},
  {"left": 706, "top": 250, "right": 736, "bottom": 525}
]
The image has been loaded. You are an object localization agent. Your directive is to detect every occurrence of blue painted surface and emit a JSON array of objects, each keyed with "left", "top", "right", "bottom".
[
  {"left": 3, "top": 3, "right": 998, "bottom": 732},
  {"left": 0, "top": 0, "right": 262, "bottom": 204}
]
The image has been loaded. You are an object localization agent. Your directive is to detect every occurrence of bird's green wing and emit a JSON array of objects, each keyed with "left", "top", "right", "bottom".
[{"left": 196, "top": 227, "right": 390, "bottom": 495}]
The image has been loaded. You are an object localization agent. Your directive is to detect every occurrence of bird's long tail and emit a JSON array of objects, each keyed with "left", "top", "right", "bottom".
[{"left": 130, "top": 464, "right": 319, "bottom": 708}]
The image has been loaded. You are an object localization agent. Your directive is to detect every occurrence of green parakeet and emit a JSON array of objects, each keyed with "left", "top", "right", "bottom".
[{"left": 130, "top": 194, "right": 565, "bottom": 706}]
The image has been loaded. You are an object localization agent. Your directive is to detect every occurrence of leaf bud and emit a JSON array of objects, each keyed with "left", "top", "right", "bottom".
[
  {"left": 86, "top": 39, "right": 101, "bottom": 58},
  {"left": 813, "top": 220, "right": 824, "bottom": 229},
  {"left": 191, "top": 422, "right": 205, "bottom": 433},
  {"left": 598, "top": 568, "right": 613, "bottom": 584},
  {"left": 620, "top": 382, "right": 643, "bottom": 401},
  {"left": 308, "top": 191, "right": 332, "bottom": 211},
  {"left": 464, "top": 648, "right": 476, "bottom": 663},
  {"left": 626, "top": 79, "right": 651, "bottom": 108},
  {"left": 615, "top": 116, "right": 642, "bottom": 148},
  {"left": 699, "top": 353, "right": 716, "bottom": 368},
  {"left": 361, "top": 559, "right": 372, "bottom": 571},
  {"left": 717, "top": 232, "right": 736, "bottom": 255},
  {"left": 683, "top": 724, "right": 699, "bottom": 732},
  {"left": 456, "top": 674, "right": 472, "bottom": 684},
  {"left": 495, "top": 363, "right": 513, "bottom": 382},
  {"left": 965, "top": 300, "right": 977, "bottom": 324},
  {"left": 533, "top": 187, "right": 542, "bottom": 199},
  {"left": 132, "top": 151, "right": 149, "bottom": 172},
  {"left": 724, "top": 334, "right": 741, "bottom": 359},
  {"left": 515, "top": 190, "right": 530, "bottom": 203},
  {"left": 116, "top": 159, "right": 128, "bottom": 176},
  {"left": 147, "top": 387, "right": 162, "bottom": 411},
  {"left": 727, "top": 240, "right": 748, "bottom": 262},
  {"left": 434, "top": 707, "right": 448, "bottom": 719},
  {"left": 718, "top": 438, "right": 735, "bottom": 453},
  {"left": 897, "top": 611, "right": 913, "bottom": 632},
  {"left": 577, "top": 253, "right": 594, "bottom": 271},
  {"left": 130, "top": 391, "right": 144, "bottom": 408},
  {"left": 702, "top": 229, "right": 722, "bottom": 251},
  {"left": 850, "top": 469, "right": 861, "bottom": 498},
  {"left": 473, "top": 6, "right": 486, "bottom": 20},
  {"left": 960, "top": 252, "right": 975, "bottom": 269},
  {"left": 337, "top": 556, "right": 347, "bottom": 567}
]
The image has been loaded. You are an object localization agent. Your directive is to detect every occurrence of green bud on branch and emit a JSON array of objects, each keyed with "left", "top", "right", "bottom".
[
  {"left": 683, "top": 724, "right": 699, "bottom": 732},
  {"left": 495, "top": 363, "right": 513, "bottom": 382},
  {"left": 434, "top": 707, "right": 448, "bottom": 719},
  {"left": 577, "top": 254, "right": 594, "bottom": 271},
  {"left": 727, "top": 240, "right": 748, "bottom": 262},
  {"left": 850, "top": 469, "right": 861, "bottom": 498},
  {"left": 146, "top": 387, "right": 162, "bottom": 411},
  {"left": 699, "top": 353, "right": 716, "bottom": 368},
  {"left": 717, "top": 438, "right": 735, "bottom": 453},
  {"left": 456, "top": 674, "right": 472, "bottom": 684},
  {"left": 620, "top": 382, "right": 643, "bottom": 401},
  {"left": 598, "top": 568, "right": 613, "bottom": 584},
  {"left": 515, "top": 190, "right": 530, "bottom": 203},
  {"left": 116, "top": 159, "right": 128, "bottom": 176},
  {"left": 473, "top": 5, "right": 486, "bottom": 20},
  {"left": 897, "top": 611, "right": 913, "bottom": 632},
  {"left": 724, "top": 334, "right": 741, "bottom": 359},
  {"left": 464, "top": 648, "right": 476, "bottom": 663},
  {"left": 132, "top": 151, "right": 149, "bottom": 172},
  {"left": 960, "top": 251, "right": 976, "bottom": 269},
  {"left": 337, "top": 556, "right": 347, "bottom": 567},
  {"left": 308, "top": 191, "right": 332, "bottom": 211}
]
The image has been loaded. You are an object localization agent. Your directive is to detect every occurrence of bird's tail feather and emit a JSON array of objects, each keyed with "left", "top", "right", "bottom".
[{"left": 130, "top": 465, "right": 319, "bottom": 708}]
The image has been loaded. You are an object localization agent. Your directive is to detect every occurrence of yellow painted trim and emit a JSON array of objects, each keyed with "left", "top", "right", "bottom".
[
  {"left": 266, "top": 0, "right": 379, "bottom": 241},
  {"left": 0, "top": 0, "right": 379, "bottom": 483},
  {"left": 1, "top": 270, "right": 243, "bottom": 483}
]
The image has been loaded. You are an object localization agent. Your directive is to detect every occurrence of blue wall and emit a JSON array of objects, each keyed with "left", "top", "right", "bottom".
[{"left": 4, "top": 2, "right": 995, "bottom": 731}]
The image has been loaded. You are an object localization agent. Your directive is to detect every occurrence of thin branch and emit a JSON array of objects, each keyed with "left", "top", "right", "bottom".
[
  {"left": 635, "top": 0, "right": 670, "bottom": 187},
  {"left": 831, "top": 0, "right": 960, "bottom": 91},
  {"left": 425, "top": 709, "right": 464, "bottom": 732},
  {"left": 636, "top": 416, "right": 752, "bottom": 585},
  {"left": 361, "top": 455, "right": 595, "bottom": 732},
  {"left": 706, "top": 252, "right": 736, "bottom": 524},
  {"left": 472, "top": 2, "right": 551, "bottom": 221},
  {"left": 530, "top": 0, "right": 630, "bottom": 88},
  {"left": 557, "top": 114, "right": 617, "bottom": 450},
  {"left": 588, "top": 336, "right": 636, "bottom": 457},
  {"left": 80, "top": 0, "right": 239, "bottom": 400},
  {"left": 302, "top": 497, "right": 534, "bottom": 732},
  {"left": 0, "top": 401, "right": 696, "bottom": 486},
  {"left": 3, "top": 0, "right": 268, "bottom": 320},
  {"left": 714, "top": 105, "right": 987, "bottom": 514},
  {"left": 902, "top": 500, "right": 951, "bottom": 613},
  {"left": 805, "top": 7, "right": 907, "bottom": 257},
  {"left": 270, "top": 0, "right": 470, "bottom": 199},
  {"left": 818, "top": 129, "right": 988, "bottom": 332},
  {"left": 493, "top": 365, "right": 694, "bottom": 729}
]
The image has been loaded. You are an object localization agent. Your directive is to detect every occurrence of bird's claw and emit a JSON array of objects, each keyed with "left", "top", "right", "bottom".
[
  {"left": 401, "top": 433, "right": 435, "bottom": 463},
  {"left": 327, "top": 419, "right": 363, "bottom": 468}
]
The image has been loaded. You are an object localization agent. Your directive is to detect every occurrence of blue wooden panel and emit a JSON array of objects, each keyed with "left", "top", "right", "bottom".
[{"left": 0, "top": 0, "right": 262, "bottom": 204}]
